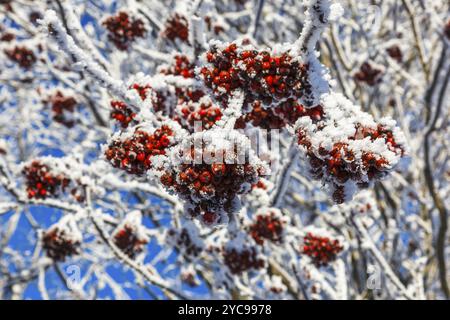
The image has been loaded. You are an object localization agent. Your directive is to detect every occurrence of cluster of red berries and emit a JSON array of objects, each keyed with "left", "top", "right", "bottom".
[
  {"left": 113, "top": 225, "right": 148, "bottom": 258},
  {"left": 386, "top": 45, "right": 403, "bottom": 63},
  {"left": 298, "top": 124, "right": 404, "bottom": 204},
  {"left": 167, "top": 228, "right": 203, "bottom": 257},
  {"left": 23, "top": 161, "right": 70, "bottom": 199},
  {"left": 354, "top": 62, "right": 383, "bottom": 86},
  {"left": 249, "top": 210, "right": 286, "bottom": 245},
  {"left": 163, "top": 14, "right": 189, "bottom": 43},
  {"left": 160, "top": 146, "right": 265, "bottom": 225},
  {"left": 200, "top": 43, "right": 311, "bottom": 107},
  {"left": 5, "top": 46, "right": 36, "bottom": 69},
  {"left": 103, "top": 11, "right": 146, "bottom": 51},
  {"left": 159, "top": 55, "right": 195, "bottom": 78},
  {"left": 110, "top": 100, "right": 136, "bottom": 128},
  {"left": 105, "top": 125, "right": 174, "bottom": 175},
  {"left": 49, "top": 91, "right": 77, "bottom": 128},
  {"left": 0, "top": 30, "right": 14, "bottom": 42},
  {"left": 178, "top": 99, "right": 222, "bottom": 132},
  {"left": 235, "top": 100, "right": 324, "bottom": 130},
  {"left": 42, "top": 228, "right": 80, "bottom": 261},
  {"left": 223, "top": 247, "right": 264, "bottom": 274},
  {"left": 302, "top": 232, "right": 343, "bottom": 267}
]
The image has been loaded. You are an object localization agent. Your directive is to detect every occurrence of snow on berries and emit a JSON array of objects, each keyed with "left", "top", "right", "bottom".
[
  {"left": 248, "top": 208, "right": 288, "bottom": 245},
  {"left": 200, "top": 41, "right": 314, "bottom": 108},
  {"left": 295, "top": 93, "right": 407, "bottom": 204},
  {"left": 157, "top": 129, "right": 269, "bottom": 226},
  {"left": 301, "top": 228, "right": 344, "bottom": 267},
  {"left": 104, "top": 122, "right": 180, "bottom": 176},
  {"left": 4, "top": 46, "right": 36, "bottom": 69},
  {"left": 22, "top": 160, "right": 70, "bottom": 199},
  {"left": 110, "top": 100, "right": 136, "bottom": 128},
  {"left": 177, "top": 96, "right": 222, "bottom": 132},
  {"left": 354, "top": 62, "right": 384, "bottom": 86},
  {"left": 162, "top": 14, "right": 189, "bottom": 43},
  {"left": 21, "top": 158, "right": 89, "bottom": 202},
  {"left": 42, "top": 216, "right": 82, "bottom": 261},
  {"left": 223, "top": 233, "right": 265, "bottom": 274},
  {"left": 159, "top": 55, "right": 196, "bottom": 79},
  {"left": 102, "top": 11, "right": 146, "bottom": 51},
  {"left": 47, "top": 90, "right": 77, "bottom": 128},
  {"left": 112, "top": 211, "right": 149, "bottom": 258},
  {"left": 166, "top": 221, "right": 204, "bottom": 258}
]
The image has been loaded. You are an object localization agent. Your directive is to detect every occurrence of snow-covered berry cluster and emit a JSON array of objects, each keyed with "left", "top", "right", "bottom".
[
  {"left": 177, "top": 96, "right": 222, "bottom": 132},
  {"left": 200, "top": 42, "right": 312, "bottom": 108},
  {"left": 301, "top": 231, "right": 343, "bottom": 267},
  {"left": 110, "top": 100, "right": 136, "bottom": 128},
  {"left": 166, "top": 222, "right": 204, "bottom": 258},
  {"left": 296, "top": 94, "right": 407, "bottom": 203},
  {"left": 42, "top": 217, "right": 82, "bottom": 261},
  {"left": 113, "top": 211, "right": 149, "bottom": 258},
  {"left": 354, "top": 62, "right": 384, "bottom": 86},
  {"left": 158, "top": 130, "right": 268, "bottom": 225},
  {"left": 48, "top": 90, "right": 77, "bottom": 128},
  {"left": 223, "top": 233, "right": 265, "bottom": 274},
  {"left": 159, "top": 55, "right": 195, "bottom": 79},
  {"left": 22, "top": 160, "right": 70, "bottom": 199},
  {"left": 235, "top": 99, "right": 324, "bottom": 130},
  {"left": 102, "top": 11, "right": 146, "bottom": 51},
  {"left": 4, "top": 46, "right": 36, "bottom": 69},
  {"left": 249, "top": 208, "right": 288, "bottom": 245},
  {"left": 162, "top": 14, "right": 189, "bottom": 43},
  {"left": 386, "top": 45, "right": 403, "bottom": 63},
  {"left": 104, "top": 124, "right": 176, "bottom": 175}
]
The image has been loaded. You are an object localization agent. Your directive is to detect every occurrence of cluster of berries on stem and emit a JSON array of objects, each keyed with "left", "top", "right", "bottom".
[
  {"left": 302, "top": 232, "right": 343, "bottom": 267},
  {"left": 23, "top": 161, "right": 70, "bottom": 199},
  {"left": 113, "top": 225, "right": 148, "bottom": 258},
  {"left": 249, "top": 209, "right": 287, "bottom": 245},
  {"left": 163, "top": 14, "right": 189, "bottom": 43},
  {"left": 354, "top": 62, "right": 383, "bottom": 86},
  {"left": 200, "top": 42, "right": 312, "bottom": 108},
  {"left": 105, "top": 125, "right": 174, "bottom": 175},
  {"left": 103, "top": 11, "right": 146, "bottom": 51},
  {"left": 110, "top": 100, "right": 136, "bottom": 128},
  {"left": 42, "top": 228, "right": 80, "bottom": 261},
  {"left": 48, "top": 91, "right": 77, "bottom": 128},
  {"left": 5, "top": 46, "right": 36, "bottom": 69}
]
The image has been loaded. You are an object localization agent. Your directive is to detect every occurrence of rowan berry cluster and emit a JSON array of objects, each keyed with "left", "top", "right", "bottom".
[
  {"left": 113, "top": 211, "right": 149, "bottom": 258},
  {"left": 110, "top": 100, "right": 136, "bottom": 128},
  {"left": 163, "top": 14, "right": 189, "bottom": 43},
  {"left": 296, "top": 94, "right": 406, "bottom": 204},
  {"left": 177, "top": 97, "right": 222, "bottom": 132},
  {"left": 354, "top": 62, "right": 383, "bottom": 86},
  {"left": 200, "top": 42, "right": 312, "bottom": 108},
  {"left": 302, "top": 232, "right": 343, "bottom": 267},
  {"left": 48, "top": 91, "right": 77, "bottom": 128},
  {"left": 158, "top": 130, "right": 268, "bottom": 226},
  {"left": 235, "top": 99, "right": 324, "bottom": 130},
  {"left": 42, "top": 219, "right": 81, "bottom": 262},
  {"left": 159, "top": 55, "right": 195, "bottom": 79},
  {"left": 249, "top": 208, "right": 287, "bottom": 245},
  {"left": 4, "top": 46, "right": 36, "bottom": 69},
  {"left": 22, "top": 161, "right": 70, "bottom": 199},
  {"left": 104, "top": 125, "right": 175, "bottom": 175},
  {"left": 223, "top": 242, "right": 264, "bottom": 274},
  {"left": 167, "top": 223, "right": 203, "bottom": 258},
  {"left": 113, "top": 225, "right": 148, "bottom": 258},
  {"left": 102, "top": 11, "right": 146, "bottom": 51}
]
